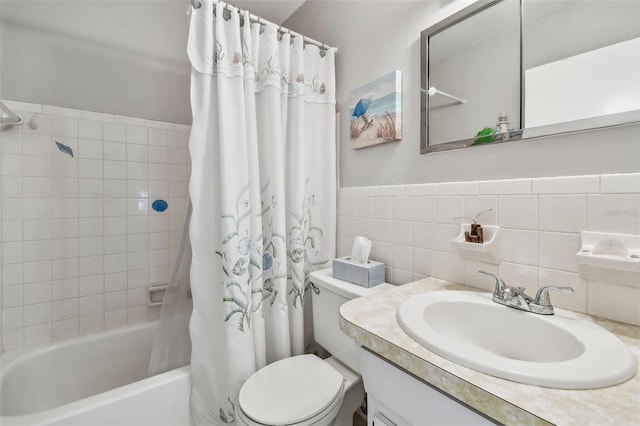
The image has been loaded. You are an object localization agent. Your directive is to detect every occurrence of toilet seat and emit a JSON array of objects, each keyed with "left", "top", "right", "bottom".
[{"left": 238, "top": 354, "right": 345, "bottom": 425}]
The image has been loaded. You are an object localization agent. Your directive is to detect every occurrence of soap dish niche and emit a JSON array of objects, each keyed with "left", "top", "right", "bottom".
[
  {"left": 577, "top": 232, "right": 640, "bottom": 284},
  {"left": 451, "top": 224, "right": 500, "bottom": 264}
]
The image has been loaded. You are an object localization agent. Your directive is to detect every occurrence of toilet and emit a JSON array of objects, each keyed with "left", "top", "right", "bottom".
[{"left": 236, "top": 268, "right": 392, "bottom": 426}]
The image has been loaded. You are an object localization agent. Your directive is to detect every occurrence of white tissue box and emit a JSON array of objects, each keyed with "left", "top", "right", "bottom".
[{"left": 332, "top": 257, "right": 385, "bottom": 287}]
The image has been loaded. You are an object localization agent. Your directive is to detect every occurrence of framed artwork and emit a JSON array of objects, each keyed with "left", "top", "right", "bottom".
[{"left": 349, "top": 70, "right": 402, "bottom": 149}]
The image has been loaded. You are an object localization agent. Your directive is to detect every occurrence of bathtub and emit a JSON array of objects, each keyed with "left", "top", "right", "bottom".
[{"left": 0, "top": 322, "right": 192, "bottom": 426}]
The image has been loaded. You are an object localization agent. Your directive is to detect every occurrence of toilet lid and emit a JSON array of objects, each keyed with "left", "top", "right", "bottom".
[{"left": 239, "top": 354, "right": 344, "bottom": 425}]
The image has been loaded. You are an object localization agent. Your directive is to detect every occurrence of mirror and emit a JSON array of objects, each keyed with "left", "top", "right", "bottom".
[{"left": 420, "top": 0, "right": 640, "bottom": 154}]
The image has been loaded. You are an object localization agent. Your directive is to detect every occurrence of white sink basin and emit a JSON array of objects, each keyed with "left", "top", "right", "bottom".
[{"left": 397, "top": 291, "right": 637, "bottom": 389}]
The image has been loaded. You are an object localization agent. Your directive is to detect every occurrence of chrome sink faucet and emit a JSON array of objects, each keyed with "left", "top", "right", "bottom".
[{"left": 478, "top": 271, "right": 574, "bottom": 315}]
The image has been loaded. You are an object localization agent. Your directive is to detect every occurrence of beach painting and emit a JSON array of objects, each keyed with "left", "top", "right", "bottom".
[{"left": 349, "top": 70, "right": 402, "bottom": 149}]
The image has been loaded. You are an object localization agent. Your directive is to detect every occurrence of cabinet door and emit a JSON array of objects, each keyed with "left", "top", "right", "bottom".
[{"left": 358, "top": 347, "right": 495, "bottom": 426}]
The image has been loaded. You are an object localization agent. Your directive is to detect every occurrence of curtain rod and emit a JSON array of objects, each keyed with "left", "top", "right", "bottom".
[{"left": 189, "top": 0, "right": 337, "bottom": 53}]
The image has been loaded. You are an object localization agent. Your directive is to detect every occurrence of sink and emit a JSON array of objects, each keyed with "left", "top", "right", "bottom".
[{"left": 397, "top": 291, "right": 637, "bottom": 389}]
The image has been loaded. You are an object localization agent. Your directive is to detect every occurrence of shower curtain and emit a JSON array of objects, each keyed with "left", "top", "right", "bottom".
[{"left": 187, "top": 2, "right": 336, "bottom": 424}]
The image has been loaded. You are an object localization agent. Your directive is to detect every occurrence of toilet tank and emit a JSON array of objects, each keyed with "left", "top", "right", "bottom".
[{"left": 309, "top": 268, "right": 392, "bottom": 373}]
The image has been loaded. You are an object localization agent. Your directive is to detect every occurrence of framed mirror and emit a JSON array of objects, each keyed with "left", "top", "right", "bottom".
[{"left": 420, "top": 0, "right": 640, "bottom": 154}]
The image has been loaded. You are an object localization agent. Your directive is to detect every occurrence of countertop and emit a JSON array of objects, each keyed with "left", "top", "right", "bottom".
[{"left": 339, "top": 278, "right": 640, "bottom": 426}]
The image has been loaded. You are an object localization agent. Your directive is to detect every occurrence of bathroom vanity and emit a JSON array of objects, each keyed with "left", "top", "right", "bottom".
[{"left": 339, "top": 278, "right": 640, "bottom": 425}]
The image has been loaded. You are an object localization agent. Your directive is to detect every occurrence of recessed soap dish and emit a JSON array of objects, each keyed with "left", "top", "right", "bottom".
[
  {"left": 451, "top": 224, "right": 500, "bottom": 264},
  {"left": 577, "top": 231, "right": 640, "bottom": 272}
]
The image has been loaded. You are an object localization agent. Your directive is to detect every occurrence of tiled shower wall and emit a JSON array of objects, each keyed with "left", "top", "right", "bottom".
[
  {"left": 1, "top": 100, "right": 190, "bottom": 352},
  {"left": 337, "top": 173, "right": 640, "bottom": 326}
]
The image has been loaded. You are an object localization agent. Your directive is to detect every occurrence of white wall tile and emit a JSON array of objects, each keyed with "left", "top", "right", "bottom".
[
  {"left": 78, "top": 120, "right": 103, "bottom": 140},
  {"left": 588, "top": 281, "right": 640, "bottom": 326},
  {"left": 436, "top": 196, "right": 464, "bottom": 224},
  {"left": 127, "top": 144, "right": 148, "bottom": 162},
  {"left": 23, "top": 155, "right": 51, "bottom": 177},
  {"left": 3, "top": 220, "right": 23, "bottom": 242},
  {"left": 103, "top": 123, "right": 126, "bottom": 142},
  {"left": 479, "top": 178, "right": 531, "bottom": 195},
  {"left": 436, "top": 252, "right": 464, "bottom": 283},
  {"left": 148, "top": 128, "right": 168, "bottom": 146},
  {"left": 24, "top": 323, "right": 52, "bottom": 347},
  {"left": 79, "top": 275, "right": 104, "bottom": 296},
  {"left": 149, "top": 163, "right": 168, "bottom": 181},
  {"left": 406, "top": 183, "right": 437, "bottom": 196},
  {"left": 392, "top": 221, "right": 412, "bottom": 246},
  {"left": 497, "top": 262, "right": 538, "bottom": 293},
  {"left": 2, "top": 264, "right": 23, "bottom": 286},
  {"left": 105, "top": 235, "right": 127, "bottom": 254},
  {"left": 51, "top": 117, "right": 79, "bottom": 138},
  {"left": 600, "top": 173, "right": 640, "bottom": 193},
  {"left": 24, "top": 302, "right": 51, "bottom": 326},
  {"left": 52, "top": 258, "right": 78, "bottom": 280},
  {"left": 464, "top": 195, "right": 497, "bottom": 225},
  {"left": 2, "top": 154, "right": 22, "bottom": 176},
  {"left": 104, "top": 198, "right": 127, "bottom": 217},
  {"left": 23, "top": 240, "right": 51, "bottom": 262},
  {"left": 588, "top": 194, "right": 640, "bottom": 235},
  {"left": 3, "top": 241, "right": 23, "bottom": 264},
  {"left": 51, "top": 218, "right": 78, "bottom": 239},
  {"left": 104, "top": 141, "right": 126, "bottom": 160},
  {"left": 378, "top": 185, "right": 405, "bottom": 196},
  {"left": 357, "top": 218, "right": 376, "bottom": 241},
  {"left": 375, "top": 196, "right": 392, "bottom": 219},
  {"left": 498, "top": 195, "right": 537, "bottom": 230},
  {"left": 438, "top": 181, "right": 478, "bottom": 195},
  {"left": 52, "top": 278, "right": 79, "bottom": 301},
  {"left": 374, "top": 219, "right": 392, "bottom": 243},
  {"left": 104, "top": 160, "right": 126, "bottom": 179},
  {"left": 358, "top": 196, "right": 375, "bottom": 219},
  {"left": 167, "top": 130, "right": 188, "bottom": 148},
  {"left": 78, "top": 139, "right": 103, "bottom": 159},
  {"left": 79, "top": 314, "right": 104, "bottom": 335},
  {"left": 78, "top": 159, "right": 103, "bottom": 179},
  {"left": 538, "top": 268, "right": 586, "bottom": 313},
  {"left": 126, "top": 125, "right": 147, "bottom": 144},
  {"left": 411, "top": 196, "right": 436, "bottom": 223},
  {"left": 412, "top": 222, "right": 435, "bottom": 250},
  {"left": 79, "top": 218, "right": 103, "bottom": 237},
  {"left": 392, "top": 197, "right": 412, "bottom": 221},
  {"left": 500, "top": 229, "right": 537, "bottom": 266},
  {"left": 538, "top": 232, "right": 581, "bottom": 273},
  {"left": 24, "top": 281, "right": 51, "bottom": 304},
  {"left": 22, "top": 134, "right": 51, "bottom": 156},
  {"left": 412, "top": 247, "right": 436, "bottom": 277},
  {"left": 538, "top": 195, "right": 587, "bottom": 233},
  {"left": 23, "top": 261, "right": 52, "bottom": 284},
  {"left": 533, "top": 175, "right": 600, "bottom": 194},
  {"left": 79, "top": 179, "right": 103, "bottom": 197},
  {"left": 53, "top": 318, "right": 79, "bottom": 341},
  {"left": 79, "top": 198, "right": 102, "bottom": 218}
]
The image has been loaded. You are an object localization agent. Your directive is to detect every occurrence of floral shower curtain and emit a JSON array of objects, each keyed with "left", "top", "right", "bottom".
[{"left": 187, "top": 1, "right": 336, "bottom": 424}]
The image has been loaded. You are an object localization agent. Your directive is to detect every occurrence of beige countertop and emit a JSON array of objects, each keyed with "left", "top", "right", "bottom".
[{"left": 339, "top": 278, "right": 640, "bottom": 426}]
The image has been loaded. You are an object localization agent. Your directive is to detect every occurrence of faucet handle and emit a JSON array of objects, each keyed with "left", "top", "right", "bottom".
[
  {"left": 532, "top": 286, "right": 574, "bottom": 315},
  {"left": 477, "top": 270, "right": 506, "bottom": 296}
]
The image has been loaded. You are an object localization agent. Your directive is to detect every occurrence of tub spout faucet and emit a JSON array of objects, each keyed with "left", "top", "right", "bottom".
[{"left": 477, "top": 271, "right": 573, "bottom": 315}]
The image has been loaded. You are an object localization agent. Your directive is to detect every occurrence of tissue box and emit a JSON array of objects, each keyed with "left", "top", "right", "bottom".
[{"left": 332, "top": 257, "right": 385, "bottom": 287}]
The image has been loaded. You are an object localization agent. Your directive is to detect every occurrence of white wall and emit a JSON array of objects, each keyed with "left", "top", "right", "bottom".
[
  {"left": 285, "top": 0, "right": 640, "bottom": 187},
  {"left": 0, "top": 0, "right": 192, "bottom": 125}
]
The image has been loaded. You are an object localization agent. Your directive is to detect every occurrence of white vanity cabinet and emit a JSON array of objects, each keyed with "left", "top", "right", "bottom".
[{"left": 357, "top": 346, "right": 495, "bottom": 426}]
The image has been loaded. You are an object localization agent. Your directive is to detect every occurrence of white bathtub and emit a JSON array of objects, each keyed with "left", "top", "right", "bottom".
[{"left": 0, "top": 322, "right": 192, "bottom": 426}]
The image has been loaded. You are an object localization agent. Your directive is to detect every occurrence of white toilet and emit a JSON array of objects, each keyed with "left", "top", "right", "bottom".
[{"left": 236, "top": 268, "right": 392, "bottom": 426}]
